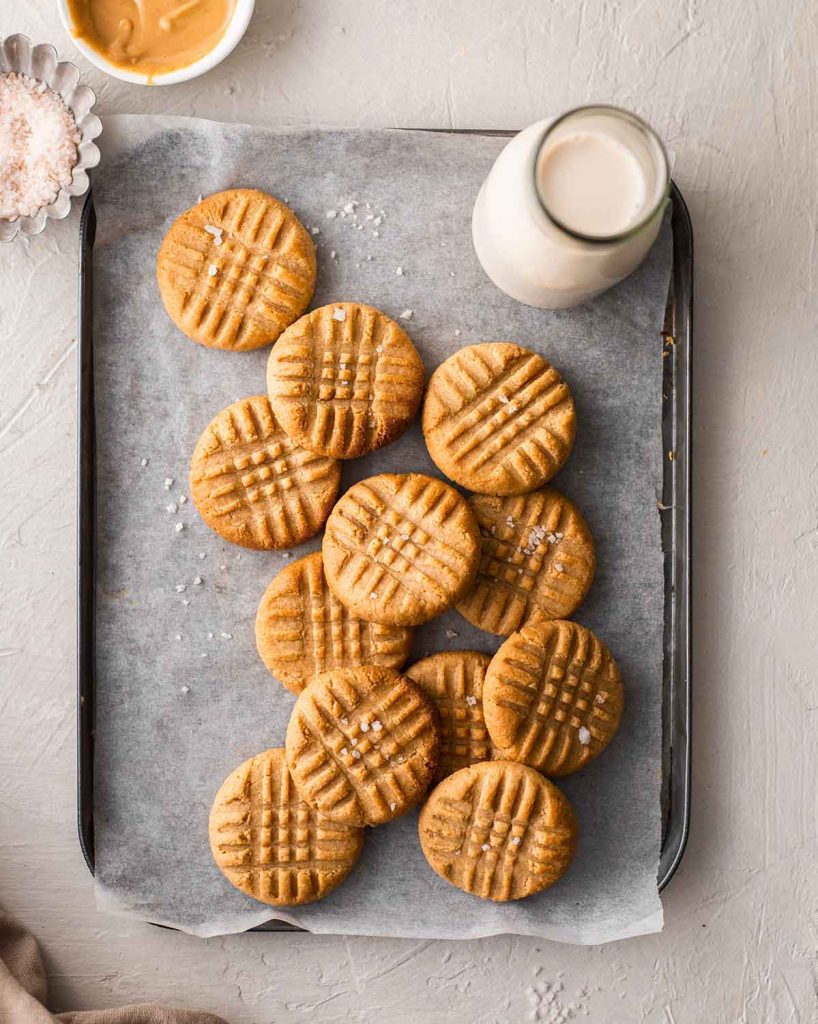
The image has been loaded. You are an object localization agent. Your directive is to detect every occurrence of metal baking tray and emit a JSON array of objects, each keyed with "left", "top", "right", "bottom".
[{"left": 76, "top": 170, "right": 692, "bottom": 924}]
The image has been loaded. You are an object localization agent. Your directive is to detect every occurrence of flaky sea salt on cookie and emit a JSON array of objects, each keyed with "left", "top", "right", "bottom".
[
  {"left": 422, "top": 342, "right": 575, "bottom": 495},
  {"left": 157, "top": 188, "right": 316, "bottom": 352}
]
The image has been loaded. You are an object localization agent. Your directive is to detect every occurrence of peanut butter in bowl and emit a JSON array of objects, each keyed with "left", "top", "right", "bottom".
[{"left": 62, "top": 0, "right": 253, "bottom": 84}]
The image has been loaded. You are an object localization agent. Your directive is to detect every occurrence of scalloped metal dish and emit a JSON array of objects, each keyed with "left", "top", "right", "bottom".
[
  {"left": 0, "top": 33, "right": 101, "bottom": 241},
  {"left": 77, "top": 155, "right": 691, "bottom": 932}
]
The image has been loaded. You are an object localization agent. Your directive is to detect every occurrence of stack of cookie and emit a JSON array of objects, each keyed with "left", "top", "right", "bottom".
[{"left": 157, "top": 189, "right": 625, "bottom": 910}]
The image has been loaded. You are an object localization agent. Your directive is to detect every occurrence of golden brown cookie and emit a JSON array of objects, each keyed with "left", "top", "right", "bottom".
[
  {"left": 422, "top": 343, "right": 575, "bottom": 494},
  {"left": 322, "top": 473, "right": 481, "bottom": 627},
  {"left": 209, "top": 747, "right": 363, "bottom": 907},
  {"left": 406, "top": 651, "right": 494, "bottom": 781},
  {"left": 255, "top": 551, "right": 414, "bottom": 695},
  {"left": 456, "top": 487, "right": 595, "bottom": 636},
  {"left": 483, "top": 619, "right": 624, "bottom": 777},
  {"left": 157, "top": 188, "right": 316, "bottom": 352},
  {"left": 285, "top": 666, "right": 440, "bottom": 826},
  {"left": 190, "top": 395, "right": 340, "bottom": 550},
  {"left": 266, "top": 302, "right": 425, "bottom": 458},
  {"left": 418, "top": 760, "right": 577, "bottom": 901}
]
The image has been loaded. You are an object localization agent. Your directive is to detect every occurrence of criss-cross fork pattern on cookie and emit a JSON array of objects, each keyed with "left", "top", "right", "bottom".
[
  {"left": 159, "top": 190, "right": 315, "bottom": 351},
  {"left": 286, "top": 668, "right": 439, "bottom": 826},
  {"left": 419, "top": 761, "right": 576, "bottom": 901},
  {"left": 255, "top": 552, "right": 412, "bottom": 694},
  {"left": 323, "top": 474, "right": 480, "bottom": 626},
  {"left": 209, "top": 749, "right": 363, "bottom": 906},
  {"left": 456, "top": 488, "right": 595, "bottom": 636},
  {"left": 268, "top": 303, "right": 424, "bottom": 457},
  {"left": 407, "top": 652, "right": 493, "bottom": 780},
  {"left": 190, "top": 396, "right": 340, "bottom": 550},
  {"left": 423, "top": 344, "right": 575, "bottom": 493},
  {"left": 484, "top": 620, "right": 624, "bottom": 777}
]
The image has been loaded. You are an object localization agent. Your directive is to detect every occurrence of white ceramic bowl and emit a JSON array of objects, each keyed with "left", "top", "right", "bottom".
[
  {"left": 57, "top": 0, "right": 255, "bottom": 86},
  {"left": 0, "top": 34, "right": 102, "bottom": 242}
]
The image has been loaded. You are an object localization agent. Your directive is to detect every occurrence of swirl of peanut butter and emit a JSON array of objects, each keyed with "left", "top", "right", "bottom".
[{"left": 67, "top": 0, "right": 237, "bottom": 78}]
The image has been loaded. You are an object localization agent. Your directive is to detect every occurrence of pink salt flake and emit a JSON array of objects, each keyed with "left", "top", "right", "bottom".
[{"left": 0, "top": 73, "right": 80, "bottom": 220}]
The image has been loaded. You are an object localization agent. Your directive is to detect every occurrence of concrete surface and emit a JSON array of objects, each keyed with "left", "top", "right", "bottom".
[{"left": 1, "top": 1, "right": 817, "bottom": 1021}]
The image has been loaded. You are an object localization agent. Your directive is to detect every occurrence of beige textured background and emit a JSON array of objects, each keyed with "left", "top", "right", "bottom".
[{"left": 1, "top": 2, "right": 817, "bottom": 1021}]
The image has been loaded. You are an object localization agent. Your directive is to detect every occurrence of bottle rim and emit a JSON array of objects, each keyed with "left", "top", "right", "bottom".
[{"left": 532, "top": 105, "right": 670, "bottom": 246}]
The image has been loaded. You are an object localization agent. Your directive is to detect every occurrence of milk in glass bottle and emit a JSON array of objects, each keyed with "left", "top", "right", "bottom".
[{"left": 472, "top": 106, "right": 670, "bottom": 309}]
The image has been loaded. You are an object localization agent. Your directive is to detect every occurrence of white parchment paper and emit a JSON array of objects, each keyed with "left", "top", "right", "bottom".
[{"left": 91, "top": 115, "right": 671, "bottom": 942}]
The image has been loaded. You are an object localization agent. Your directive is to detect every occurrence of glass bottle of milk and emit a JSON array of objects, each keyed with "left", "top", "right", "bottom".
[{"left": 472, "top": 106, "right": 669, "bottom": 309}]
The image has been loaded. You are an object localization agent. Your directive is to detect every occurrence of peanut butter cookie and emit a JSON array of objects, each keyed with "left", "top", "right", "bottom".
[
  {"left": 483, "top": 619, "right": 624, "bottom": 777},
  {"left": 267, "top": 302, "right": 425, "bottom": 458},
  {"left": 157, "top": 189, "right": 316, "bottom": 352},
  {"left": 255, "top": 552, "right": 413, "bottom": 694},
  {"left": 285, "top": 666, "right": 439, "bottom": 827},
  {"left": 456, "top": 487, "right": 595, "bottom": 636},
  {"left": 209, "top": 747, "right": 364, "bottom": 906},
  {"left": 406, "top": 651, "right": 494, "bottom": 781},
  {"left": 190, "top": 395, "right": 340, "bottom": 550},
  {"left": 322, "top": 473, "right": 481, "bottom": 626},
  {"left": 418, "top": 760, "right": 578, "bottom": 901},
  {"left": 422, "top": 343, "right": 575, "bottom": 494}
]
